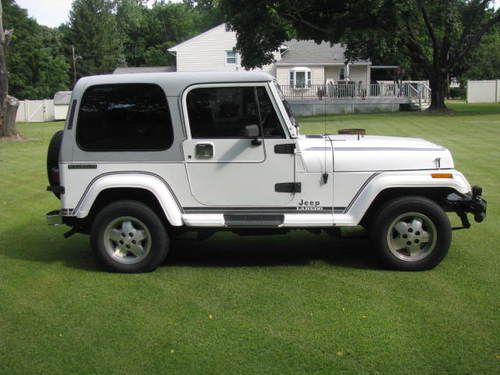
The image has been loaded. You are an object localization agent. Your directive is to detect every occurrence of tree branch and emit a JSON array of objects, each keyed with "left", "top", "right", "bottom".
[
  {"left": 418, "top": 1, "right": 438, "bottom": 51},
  {"left": 453, "top": 9, "right": 500, "bottom": 69}
]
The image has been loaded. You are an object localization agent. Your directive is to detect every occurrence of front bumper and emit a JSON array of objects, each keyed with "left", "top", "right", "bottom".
[
  {"left": 46, "top": 210, "right": 63, "bottom": 226},
  {"left": 446, "top": 185, "right": 487, "bottom": 228}
]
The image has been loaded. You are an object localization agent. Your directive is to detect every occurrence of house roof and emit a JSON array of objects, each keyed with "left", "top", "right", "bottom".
[
  {"left": 113, "top": 66, "right": 175, "bottom": 74},
  {"left": 277, "top": 40, "right": 370, "bottom": 65},
  {"left": 168, "top": 24, "right": 226, "bottom": 52}
]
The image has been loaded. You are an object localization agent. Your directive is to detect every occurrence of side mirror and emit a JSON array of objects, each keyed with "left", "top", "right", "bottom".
[
  {"left": 244, "top": 124, "right": 262, "bottom": 146},
  {"left": 244, "top": 124, "right": 260, "bottom": 138}
]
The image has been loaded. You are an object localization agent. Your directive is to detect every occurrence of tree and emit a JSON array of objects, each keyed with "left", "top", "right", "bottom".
[
  {"left": 463, "top": 26, "right": 500, "bottom": 80},
  {"left": 221, "top": 0, "right": 500, "bottom": 111},
  {"left": 115, "top": 0, "right": 223, "bottom": 67},
  {"left": 4, "top": 0, "right": 70, "bottom": 100},
  {"left": 66, "top": 0, "right": 124, "bottom": 79},
  {"left": 0, "top": 0, "right": 17, "bottom": 137}
]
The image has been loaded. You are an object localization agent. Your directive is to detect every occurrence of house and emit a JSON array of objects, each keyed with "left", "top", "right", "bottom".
[
  {"left": 167, "top": 24, "right": 371, "bottom": 88},
  {"left": 166, "top": 23, "right": 431, "bottom": 112}
]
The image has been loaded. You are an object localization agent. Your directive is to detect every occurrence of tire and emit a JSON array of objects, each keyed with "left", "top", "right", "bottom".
[
  {"left": 47, "top": 130, "right": 63, "bottom": 199},
  {"left": 90, "top": 200, "right": 169, "bottom": 273},
  {"left": 370, "top": 196, "right": 451, "bottom": 271}
]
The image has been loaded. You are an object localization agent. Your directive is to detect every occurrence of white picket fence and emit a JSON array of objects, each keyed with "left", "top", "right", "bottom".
[
  {"left": 16, "top": 100, "right": 55, "bottom": 122},
  {"left": 467, "top": 80, "right": 500, "bottom": 103}
]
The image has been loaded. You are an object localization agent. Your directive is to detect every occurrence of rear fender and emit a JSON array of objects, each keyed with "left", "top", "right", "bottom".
[{"left": 73, "top": 173, "right": 183, "bottom": 226}]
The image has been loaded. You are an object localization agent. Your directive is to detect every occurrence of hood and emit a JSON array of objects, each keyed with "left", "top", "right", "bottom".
[{"left": 297, "top": 134, "right": 454, "bottom": 173}]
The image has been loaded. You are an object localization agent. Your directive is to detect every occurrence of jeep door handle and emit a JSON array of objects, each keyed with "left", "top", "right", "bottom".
[{"left": 195, "top": 143, "right": 213, "bottom": 159}]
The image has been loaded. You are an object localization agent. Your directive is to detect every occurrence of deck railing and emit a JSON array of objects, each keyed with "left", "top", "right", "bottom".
[{"left": 279, "top": 82, "right": 430, "bottom": 102}]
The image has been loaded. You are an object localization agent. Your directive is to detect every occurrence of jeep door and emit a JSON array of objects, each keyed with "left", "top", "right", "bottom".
[{"left": 182, "top": 83, "right": 296, "bottom": 206}]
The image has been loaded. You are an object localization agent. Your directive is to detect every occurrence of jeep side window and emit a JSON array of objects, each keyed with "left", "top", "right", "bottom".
[
  {"left": 187, "top": 87, "right": 259, "bottom": 138},
  {"left": 76, "top": 84, "right": 173, "bottom": 151},
  {"left": 186, "top": 86, "right": 285, "bottom": 139},
  {"left": 256, "top": 87, "right": 285, "bottom": 138}
]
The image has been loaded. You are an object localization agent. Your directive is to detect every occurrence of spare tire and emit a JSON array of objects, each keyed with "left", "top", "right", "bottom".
[{"left": 47, "top": 130, "right": 63, "bottom": 199}]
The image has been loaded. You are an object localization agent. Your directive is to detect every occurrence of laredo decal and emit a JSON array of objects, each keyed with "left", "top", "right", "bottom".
[{"left": 297, "top": 199, "right": 323, "bottom": 211}]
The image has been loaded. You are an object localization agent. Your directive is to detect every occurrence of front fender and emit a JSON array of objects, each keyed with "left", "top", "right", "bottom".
[
  {"left": 73, "top": 172, "right": 183, "bottom": 226},
  {"left": 344, "top": 169, "right": 471, "bottom": 225}
]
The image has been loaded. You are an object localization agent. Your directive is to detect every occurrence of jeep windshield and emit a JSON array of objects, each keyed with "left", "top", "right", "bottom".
[{"left": 272, "top": 81, "right": 299, "bottom": 129}]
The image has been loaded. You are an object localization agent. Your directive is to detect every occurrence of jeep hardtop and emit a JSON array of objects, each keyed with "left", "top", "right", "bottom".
[{"left": 46, "top": 71, "right": 486, "bottom": 272}]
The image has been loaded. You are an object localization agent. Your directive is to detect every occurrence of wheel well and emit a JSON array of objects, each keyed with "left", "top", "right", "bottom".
[
  {"left": 88, "top": 188, "right": 169, "bottom": 227},
  {"left": 360, "top": 187, "right": 454, "bottom": 229}
]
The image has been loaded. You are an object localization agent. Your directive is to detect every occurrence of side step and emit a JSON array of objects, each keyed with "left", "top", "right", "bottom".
[{"left": 224, "top": 214, "right": 284, "bottom": 227}]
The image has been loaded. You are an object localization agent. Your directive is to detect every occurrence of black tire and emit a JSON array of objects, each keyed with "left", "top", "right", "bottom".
[
  {"left": 47, "top": 130, "right": 63, "bottom": 199},
  {"left": 370, "top": 196, "right": 451, "bottom": 271},
  {"left": 90, "top": 200, "right": 169, "bottom": 273}
]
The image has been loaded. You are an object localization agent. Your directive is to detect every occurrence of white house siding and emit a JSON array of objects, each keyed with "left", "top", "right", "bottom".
[
  {"left": 310, "top": 66, "right": 325, "bottom": 85},
  {"left": 171, "top": 24, "right": 274, "bottom": 73},
  {"left": 350, "top": 65, "right": 370, "bottom": 85},
  {"left": 325, "top": 66, "right": 342, "bottom": 82}
]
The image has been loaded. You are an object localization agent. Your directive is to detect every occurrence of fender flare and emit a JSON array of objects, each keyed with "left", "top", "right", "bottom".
[
  {"left": 346, "top": 170, "right": 471, "bottom": 225},
  {"left": 73, "top": 172, "right": 183, "bottom": 226}
]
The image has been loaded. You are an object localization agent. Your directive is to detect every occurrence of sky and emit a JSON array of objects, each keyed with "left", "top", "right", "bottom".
[
  {"left": 15, "top": 0, "right": 160, "bottom": 28},
  {"left": 14, "top": 0, "right": 500, "bottom": 28}
]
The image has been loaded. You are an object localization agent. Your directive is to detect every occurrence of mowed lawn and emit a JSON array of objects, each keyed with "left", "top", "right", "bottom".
[{"left": 0, "top": 102, "right": 499, "bottom": 374}]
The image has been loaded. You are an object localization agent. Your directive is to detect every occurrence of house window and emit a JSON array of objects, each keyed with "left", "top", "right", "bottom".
[
  {"left": 339, "top": 67, "right": 346, "bottom": 80},
  {"left": 289, "top": 68, "right": 312, "bottom": 88},
  {"left": 226, "top": 50, "right": 237, "bottom": 64}
]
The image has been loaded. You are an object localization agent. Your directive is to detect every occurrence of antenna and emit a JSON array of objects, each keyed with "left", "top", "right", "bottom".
[{"left": 322, "top": 93, "right": 329, "bottom": 184}]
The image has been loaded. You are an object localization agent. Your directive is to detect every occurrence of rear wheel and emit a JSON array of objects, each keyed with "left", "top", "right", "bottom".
[
  {"left": 370, "top": 196, "right": 451, "bottom": 271},
  {"left": 91, "top": 200, "right": 169, "bottom": 273}
]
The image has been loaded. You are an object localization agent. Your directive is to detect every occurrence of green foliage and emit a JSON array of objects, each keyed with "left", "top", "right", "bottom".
[
  {"left": 115, "top": 0, "right": 224, "bottom": 67},
  {"left": 65, "top": 0, "right": 125, "bottom": 78},
  {"left": 463, "top": 27, "right": 500, "bottom": 80},
  {"left": 449, "top": 87, "right": 466, "bottom": 99},
  {"left": 3, "top": 0, "right": 70, "bottom": 99}
]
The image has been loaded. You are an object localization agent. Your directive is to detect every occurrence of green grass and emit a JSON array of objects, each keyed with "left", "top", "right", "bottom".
[{"left": 1, "top": 102, "right": 499, "bottom": 374}]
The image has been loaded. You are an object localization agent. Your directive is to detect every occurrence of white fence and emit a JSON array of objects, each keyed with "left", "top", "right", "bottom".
[
  {"left": 16, "top": 100, "right": 55, "bottom": 122},
  {"left": 467, "top": 80, "right": 500, "bottom": 103}
]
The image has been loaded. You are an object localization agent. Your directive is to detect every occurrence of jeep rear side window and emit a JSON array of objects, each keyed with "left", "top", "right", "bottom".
[
  {"left": 76, "top": 84, "right": 173, "bottom": 151},
  {"left": 186, "top": 86, "right": 285, "bottom": 138}
]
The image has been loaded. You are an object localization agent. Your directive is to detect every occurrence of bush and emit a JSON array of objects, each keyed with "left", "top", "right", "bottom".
[{"left": 449, "top": 87, "right": 466, "bottom": 99}]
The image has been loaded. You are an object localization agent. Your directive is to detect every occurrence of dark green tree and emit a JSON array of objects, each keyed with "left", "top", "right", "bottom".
[
  {"left": 221, "top": 0, "right": 500, "bottom": 111},
  {"left": 67, "top": 0, "right": 124, "bottom": 79},
  {"left": 115, "top": 0, "right": 223, "bottom": 67},
  {"left": 3, "top": 0, "right": 69, "bottom": 100},
  {"left": 463, "top": 26, "right": 500, "bottom": 80}
]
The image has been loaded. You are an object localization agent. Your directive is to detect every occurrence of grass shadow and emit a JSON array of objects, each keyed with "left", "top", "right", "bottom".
[
  {"left": 167, "top": 230, "right": 378, "bottom": 270},
  {"left": 1, "top": 223, "right": 379, "bottom": 272}
]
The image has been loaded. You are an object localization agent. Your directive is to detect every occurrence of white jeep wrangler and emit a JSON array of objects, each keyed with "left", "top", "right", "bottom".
[{"left": 46, "top": 72, "right": 486, "bottom": 273}]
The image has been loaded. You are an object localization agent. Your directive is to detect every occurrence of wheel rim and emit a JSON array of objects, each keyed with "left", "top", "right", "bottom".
[
  {"left": 386, "top": 212, "right": 437, "bottom": 262},
  {"left": 103, "top": 216, "right": 152, "bottom": 265}
]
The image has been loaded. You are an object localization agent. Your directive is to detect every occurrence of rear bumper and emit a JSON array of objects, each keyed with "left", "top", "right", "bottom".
[
  {"left": 446, "top": 185, "right": 487, "bottom": 225},
  {"left": 46, "top": 210, "right": 63, "bottom": 226}
]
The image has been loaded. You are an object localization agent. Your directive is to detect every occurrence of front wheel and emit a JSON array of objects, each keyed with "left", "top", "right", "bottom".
[
  {"left": 370, "top": 196, "right": 451, "bottom": 271},
  {"left": 91, "top": 200, "right": 169, "bottom": 273}
]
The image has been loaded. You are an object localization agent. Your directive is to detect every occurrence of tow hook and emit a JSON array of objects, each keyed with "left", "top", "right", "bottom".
[
  {"left": 446, "top": 185, "right": 487, "bottom": 230},
  {"left": 64, "top": 227, "right": 78, "bottom": 238}
]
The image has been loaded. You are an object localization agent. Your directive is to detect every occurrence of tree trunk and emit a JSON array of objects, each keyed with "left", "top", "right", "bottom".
[
  {"left": 0, "top": 0, "right": 17, "bottom": 138},
  {"left": 428, "top": 69, "right": 448, "bottom": 111}
]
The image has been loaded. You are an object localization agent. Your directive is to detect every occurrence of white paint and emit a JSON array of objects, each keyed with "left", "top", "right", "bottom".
[
  {"left": 16, "top": 100, "right": 55, "bottom": 122},
  {"left": 467, "top": 80, "right": 500, "bottom": 103}
]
